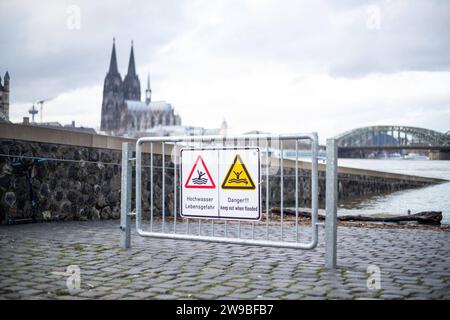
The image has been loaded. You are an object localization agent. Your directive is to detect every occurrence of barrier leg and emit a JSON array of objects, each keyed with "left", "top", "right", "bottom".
[
  {"left": 120, "top": 142, "right": 132, "bottom": 249},
  {"left": 325, "top": 138, "right": 338, "bottom": 269}
]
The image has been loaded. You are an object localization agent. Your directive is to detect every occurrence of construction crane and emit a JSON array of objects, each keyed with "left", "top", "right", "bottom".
[{"left": 37, "top": 97, "right": 54, "bottom": 123}]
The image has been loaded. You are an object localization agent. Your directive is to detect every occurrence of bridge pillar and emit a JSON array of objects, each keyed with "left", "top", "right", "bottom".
[{"left": 429, "top": 150, "right": 450, "bottom": 160}]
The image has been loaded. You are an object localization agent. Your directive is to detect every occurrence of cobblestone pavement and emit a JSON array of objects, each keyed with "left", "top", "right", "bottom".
[{"left": 0, "top": 220, "right": 449, "bottom": 300}]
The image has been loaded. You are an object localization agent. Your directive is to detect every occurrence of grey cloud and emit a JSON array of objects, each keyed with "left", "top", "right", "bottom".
[
  {"left": 1, "top": 0, "right": 449, "bottom": 105},
  {"left": 328, "top": 1, "right": 450, "bottom": 77},
  {"left": 0, "top": 0, "right": 188, "bottom": 103},
  {"left": 190, "top": 0, "right": 450, "bottom": 78}
]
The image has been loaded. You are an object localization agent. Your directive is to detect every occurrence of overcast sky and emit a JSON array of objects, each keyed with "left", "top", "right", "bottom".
[{"left": 1, "top": 0, "right": 449, "bottom": 141}]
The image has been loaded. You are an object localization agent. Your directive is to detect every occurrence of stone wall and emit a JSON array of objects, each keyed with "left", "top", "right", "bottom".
[
  {"left": 0, "top": 135, "right": 442, "bottom": 224},
  {"left": 0, "top": 135, "right": 174, "bottom": 223},
  {"left": 0, "top": 138, "right": 123, "bottom": 223},
  {"left": 265, "top": 167, "right": 435, "bottom": 208}
]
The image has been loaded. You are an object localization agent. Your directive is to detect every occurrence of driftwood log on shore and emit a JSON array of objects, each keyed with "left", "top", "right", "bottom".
[
  {"left": 269, "top": 208, "right": 325, "bottom": 220},
  {"left": 269, "top": 208, "right": 442, "bottom": 225}
]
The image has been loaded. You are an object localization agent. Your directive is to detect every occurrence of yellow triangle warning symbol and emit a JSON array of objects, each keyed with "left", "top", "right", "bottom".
[{"left": 222, "top": 154, "right": 256, "bottom": 190}]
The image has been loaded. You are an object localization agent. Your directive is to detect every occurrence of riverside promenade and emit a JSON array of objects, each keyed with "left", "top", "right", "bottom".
[{"left": 0, "top": 220, "right": 449, "bottom": 300}]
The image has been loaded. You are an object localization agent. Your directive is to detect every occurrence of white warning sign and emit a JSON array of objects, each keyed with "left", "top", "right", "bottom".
[{"left": 181, "top": 147, "right": 260, "bottom": 221}]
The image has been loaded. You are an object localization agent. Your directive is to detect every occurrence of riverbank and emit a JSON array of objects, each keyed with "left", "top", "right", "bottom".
[
  {"left": 264, "top": 207, "right": 450, "bottom": 231},
  {"left": 336, "top": 159, "right": 450, "bottom": 225},
  {"left": 266, "top": 214, "right": 450, "bottom": 232},
  {"left": 146, "top": 214, "right": 450, "bottom": 232}
]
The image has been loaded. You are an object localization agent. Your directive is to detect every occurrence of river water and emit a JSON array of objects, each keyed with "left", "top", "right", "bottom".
[{"left": 336, "top": 159, "right": 450, "bottom": 225}]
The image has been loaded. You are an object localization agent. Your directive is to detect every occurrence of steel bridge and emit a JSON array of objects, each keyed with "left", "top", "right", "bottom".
[{"left": 335, "top": 126, "right": 450, "bottom": 159}]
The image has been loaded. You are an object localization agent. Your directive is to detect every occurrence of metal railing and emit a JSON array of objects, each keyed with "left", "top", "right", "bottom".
[{"left": 120, "top": 133, "right": 338, "bottom": 268}]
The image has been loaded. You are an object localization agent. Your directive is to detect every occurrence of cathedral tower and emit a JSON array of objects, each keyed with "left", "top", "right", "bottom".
[
  {"left": 99, "top": 40, "right": 182, "bottom": 136},
  {"left": 123, "top": 41, "right": 141, "bottom": 101},
  {"left": 100, "top": 38, "right": 124, "bottom": 132}
]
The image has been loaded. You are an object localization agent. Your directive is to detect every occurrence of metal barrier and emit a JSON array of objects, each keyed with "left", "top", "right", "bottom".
[{"left": 120, "top": 133, "right": 338, "bottom": 268}]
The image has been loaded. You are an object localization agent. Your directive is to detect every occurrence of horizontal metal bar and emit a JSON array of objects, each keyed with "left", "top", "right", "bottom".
[
  {"left": 137, "top": 133, "right": 316, "bottom": 145},
  {"left": 136, "top": 227, "right": 317, "bottom": 250}
]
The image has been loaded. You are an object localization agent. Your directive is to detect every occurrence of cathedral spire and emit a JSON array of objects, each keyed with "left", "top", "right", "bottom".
[
  {"left": 108, "top": 38, "right": 119, "bottom": 74},
  {"left": 3, "top": 71, "right": 9, "bottom": 90},
  {"left": 123, "top": 41, "right": 141, "bottom": 101},
  {"left": 127, "top": 41, "right": 137, "bottom": 76},
  {"left": 101, "top": 38, "right": 123, "bottom": 132}
]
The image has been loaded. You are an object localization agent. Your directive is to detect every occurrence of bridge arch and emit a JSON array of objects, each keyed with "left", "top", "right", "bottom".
[{"left": 335, "top": 126, "right": 450, "bottom": 147}]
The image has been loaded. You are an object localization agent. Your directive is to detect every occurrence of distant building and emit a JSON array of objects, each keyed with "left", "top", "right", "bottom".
[
  {"left": 100, "top": 39, "right": 181, "bottom": 137},
  {"left": 137, "top": 120, "right": 227, "bottom": 138},
  {"left": 0, "top": 71, "right": 10, "bottom": 122},
  {"left": 21, "top": 118, "right": 96, "bottom": 134}
]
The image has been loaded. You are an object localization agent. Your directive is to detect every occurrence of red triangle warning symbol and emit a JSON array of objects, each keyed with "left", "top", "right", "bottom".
[{"left": 185, "top": 155, "right": 216, "bottom": 189}]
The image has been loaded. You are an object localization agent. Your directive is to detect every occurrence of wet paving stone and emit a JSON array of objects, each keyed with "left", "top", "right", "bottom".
[{"left": 0, "top": 220, "right": 449, "bottom": 300}]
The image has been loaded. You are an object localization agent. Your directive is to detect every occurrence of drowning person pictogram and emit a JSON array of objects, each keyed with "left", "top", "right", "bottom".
[
  {"left": 192, "top": 170, "right": 208, "bottom": 185},
  {"left": 222, "top": 154, "right": 256, "bottom": 190},
  {"left": 228, "top": 170, "right": 248, "bottom": 184}
]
